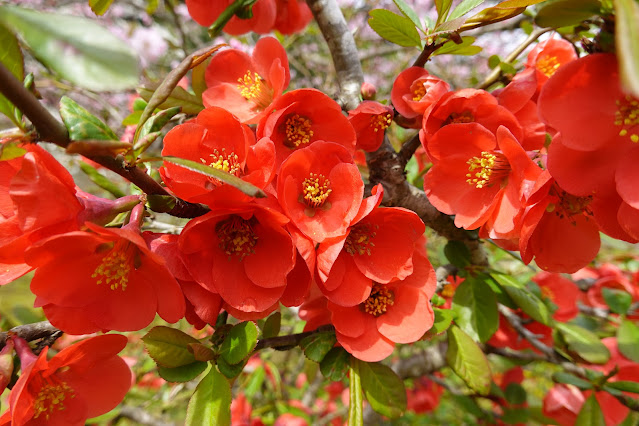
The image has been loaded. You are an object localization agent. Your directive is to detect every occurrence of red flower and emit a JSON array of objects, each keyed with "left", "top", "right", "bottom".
[
  {"left": 0, "top": 335, "right": 131, "bottom": 426},
  {"left": 179, "top": 204, "right": 296, "bottom": 315},
  {"left": 525, "top": 37, "right": 577, "bottom": 90},
  {"left": 532, "top": 272, "right": 579, "bottom": 321},
  {"left": 25, "top": 220, "right": 185, "bottom": 334},
  {"left": 348, "top": 101, "right": 394, "bottom": 152},
  {"left": 542, "top": 384, "right": 584, "bottom": 426},
  {"left": 391, "top": 66, "right": 450, "bottom": 123},
  {"left": 203, "top": 37, "right": 289, "bottom": 124},
  {"left": 273, "top": 0, "right": 313, "bottom": 34},
  {"left": 407, "top": 377, "right": 443, "bottom": 414},
  {"left": 424, "top": 124, "right": 542, "bottom": 232},
  {"left": 316, "top": 190, "right": 426, "bottom": 307},
  {"left": 420, "top": 88, "right": 523, "bottom": 151},
  {"left": 327, "top": 245, "right": 436, "bottom": 362},
  {"left": 161, "top": 107, "right": 274, "bottom": 207},
  {"left": 277, "top": 141, "right": 364, "bottom": 243},
  {"left": 256, "top": 88, "right": 356, "bottom": 168},
  {"left": 186, "top": 0, "right": 276, "bottom": 34}
]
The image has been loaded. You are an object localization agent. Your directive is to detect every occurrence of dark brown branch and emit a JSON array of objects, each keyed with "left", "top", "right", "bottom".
[
  {"left": 254, "top": 325, "right": 335, "bottom": 351},
  {"left": 0, "top": 62, "right": 69, "bottom": 145},
  {"left": 412, "top": 40, "right": 448, "bottom": 68},
  {"left": 0, "top": 321, "right": 60, "bottom": 350},
  {"left": 397, "top": 132, "right": 421, "bottom": 168},
  {"left": 0, "top": 63, "right": 209, "bottom": 218},
  {"left": 306, "top": 0, "right": 364, "bottom": 111},
  {"left": 392, "top": 342, "right": 447, "bottom": 379}
]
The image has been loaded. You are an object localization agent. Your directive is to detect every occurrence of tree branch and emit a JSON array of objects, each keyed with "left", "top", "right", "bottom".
[
  {"left": 306, "top": 0, "right": 364, "bottom": 111},
  {"left": 0, "top": 321, "right": 61, "bottom": 350},
  {"left": 254, "top": 325, "right": 335, "bottom": 351}
]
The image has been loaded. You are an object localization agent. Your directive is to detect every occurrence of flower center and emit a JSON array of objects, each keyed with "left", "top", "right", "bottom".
[
  {"left": 371, "top": 113, "right": 392, "bottom": 132},
  {"left": 615, "top": 95, "right": 639, "bottom": 143},
  {"left": 536, "top": 55, "right": 561, "bottom": 77},
  {"left": 92, "top": 241, "right": 136, "bottom": 291},
  {"left": 547, "top": 186, "right": 593, "bottom": 221},
  {"left": 216, "top": 215, "right": 258, "bottom": 260},
  {"left": 344, "top": 223, "right": 377, "bottom": 256},
  {"left": 540, "top": 285, "right": 555, "bottom": 301},
  {"left": 412, "top": 84, "right": 427, "bottom": 101},
  {"left": 441, "top": 283, "right": 455, "bottom": 298},
  {"left": 200, "top": 148, "right": 242, "bottom": 188},
  {"left": 302, "top": 173, "right": 332, "bottom": 208},
  {"left": 362, "top": 284, "right": 394, "bottom": 317},
  {"left": 237, "top": 70, "right": 272, "bottom": 111},
  {"left": 33, "top": 378, "right": 75, "bottom": 420},
  {"left": 443, "top": 110, "right": 474, "bottom": 126},
  {"left": 466, "top": 151, "right": 510, "bottom": 188},
  {"left": 283, "top": 113, "right": 314, "bottom": 148}
]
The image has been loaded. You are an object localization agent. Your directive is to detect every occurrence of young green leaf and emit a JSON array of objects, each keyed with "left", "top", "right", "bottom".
[
  {"left": 446, "top": 326, "right": 492, "bottom": 394},
  {"left": 137, "top": 84, "right": 204, "bottom": 115},
  {"left": 59, "top": 96, "right": 119, "bottom": 142},
  {"left": 393, "top": 0, "right": 422, "bottom": 29},
  {"left": 535, "top": 0, "right": 601, "bottom": 28},
  {"left": 435, "top": 0, "right": 453, "bottom": 25},
  {"left": 217, "top": 356, "right": 248, "bottom": 379},
  {"left": 492, "top": 273, "right": 552, "bottom": 326},
  {"left": 615, "top": 0, "right": 639, "bottom": 98},
  {"left": 617, "top": 320, "right": 639, "bottom": 362},
  {"left": 429, "top": 307, "right": 455, "bottom": 335},
  {"left": 602, "top": 288, "right": 632, "bottom": 315},
  {"left": 452, "top": 277, "right": 499, "bottom": 342},
  {"left": 449, "top": 0, "right": 486, "bottom": 20},
  {"left": 262, "top": 312, "right": 281, "bottom": 339},
  {"left": 557, "top": 323, "right": 611, "bottom": 364},
  {"left": 368, "top": 9, "right": 422, "bottom": 47},
  {"left": 605, "top": 381, "right": 639, "bottom": 394},
  {"left": 89, "top": 0, "right": 115, "bottom": 15},
  {"left": 142, "top": 326, "right": 200, "bottom": 368},
  {"left": 162, "top": 156, "right": 266, "bottom": 198},
  {"left": 299, "top": 332, "right": 337, "bottom": 363},
  {"left": 357, "top": 360, "right": 407, "bottom": 418},
  {"left": 432, "top": 36, "right": 483, "bottom": 56},
  {"left": 219, "top": 321, "right": 259, "bottom": 365},
  {"left": 185, "top": 367, "right": 231, "bottom": 426},
  {"left": 320, "top": 347, "right": 350, "bottom": 381},
  {"left": 0, "top": 23, "right": 23, "bottom": 126},
  {"left": 552, "top": 371, "right": 593, "bottom": 390},
  {"left": 0, "top": 5, "right": 138, "bottom": 91},
  {"left": 157, "top": 361, "right": 208, "bottom": 383},
  {"left": 575, "top": 394, "right": 605, "bottom": 426}
]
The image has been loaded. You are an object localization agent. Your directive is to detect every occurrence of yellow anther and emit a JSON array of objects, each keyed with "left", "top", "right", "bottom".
[
  {"left": 216, "top": 215, "right": 258, "bottom": 260},
  {"left": 371, "top": 113, "right": 392, "bottom": 132},
  {"left": 283, "top": 113, "right": 314, "bottom": 148},
  {"left": 615, "top": 95, "right": 639, "bottom": 142},
  {"left": 302, "top": 173, "right": 332, "bottom": 208},
  {"left": 92, "top": 242, "right": 132, "bottom": 291},
  {"left": 412, "top": 84, "right": 427, "bottom": 101},
  {"left": 344, "top": 223, "right": 377, "bottom": 256},
  {"left": 237, "top": 70, "right": 272, "bottom": 110},
  {"left": 362, "top": 284, "right": 395, "bottom": 317},
  {"left": 33, "top": 380, "right": 75, "bottom": 420},
  {"left": 536, "top": 55, "right": 561, "bottom": 77}
]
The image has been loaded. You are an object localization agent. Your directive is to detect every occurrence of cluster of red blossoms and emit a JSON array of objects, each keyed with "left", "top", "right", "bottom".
[
  {"left": 395, "top": 38, "right": 638, "bottom": 273},
  {"left": 186, "top": 0, "right": 312, "bottom": 35}
]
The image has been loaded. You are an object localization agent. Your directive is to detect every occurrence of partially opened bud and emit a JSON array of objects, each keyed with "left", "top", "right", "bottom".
[
  {"left": 0, "top": 340, "right": 15, "bottom": 393},
  {"left": 361, "top": 82, "right": 377, "bottom": 100}
]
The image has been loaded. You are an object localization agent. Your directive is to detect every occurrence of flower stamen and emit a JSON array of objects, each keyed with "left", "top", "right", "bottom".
[
  {"left": 92, "top": 241, "right": 134, "bottom": 291},
  {"left": 466, "top": 151, "right": 510, "bottom": 188},
  {"left": 371, "top": 113, "right": 392, "bottom": 132},
  {"left": 216, "top": 215, "right": 258, "bottom": 260},
  {"left": 536, "top": 55, "right": 561, "bottom": 77},
  {"left": 283, "top": 113, "right": 314, "bottom": 148},
  {"left": 344, "top": 223, "right": 377, "bottom": 256},
  {"left": 237, "top": 70, "right": 273, "bottom": 111},
  {"left": 362, "top": 284, "right": 394, "bottom": 317},
  {"left": 615, "top": 95, "right": 639, "bottom": 143},
  {"left": 302, "top": 173, "right": 332, "bottom": 208}
]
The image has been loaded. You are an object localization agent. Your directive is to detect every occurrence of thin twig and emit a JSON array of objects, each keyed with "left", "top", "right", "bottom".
[
  {"left": 0, "top": 321, "right": 60, "bottom": 350},
  {"left": 397, "top": 132, "right": 421, "bottom": 168},
  {"left": 254, "top": 325, "right": 335, "bottom": 351}
]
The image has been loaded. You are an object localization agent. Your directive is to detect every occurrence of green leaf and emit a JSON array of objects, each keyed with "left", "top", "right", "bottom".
[
  {"left": 162, "top": 156, "right": 266, "bottom": 198},
  {"left": 460, "top": 0, "right": 549, "bottom": 31},
  {"left": 262, "top": 312, "right": 281, "bottom": 339},
  {"left": 142, "top": 326, "right": 200, "bottom": 368},
  {"left": 79, "top": 161, "right": 126, "bottom": 198},
  {"left": 492, "top": 273, "right": 552, "bottom": 326},
  {"left": 429, "top": 307, "right": 455, "bottom": 334},
  {"left": 452, "top": 277, "right": 499, "bottom": 342},
  {"left": 0, "top": 23, "right": 23, "bottom": 126},
  {"left": 432, "top": 36, "right": 482, "bottom": 56},
  {"left": 488, "top": 54, "right": 502, "bottom": 68},
  {"left": 557, "top": 323, "right": 610, "bottom": 364},
  {"left": 59, "top": 96, "right": 119, "bottom": 141},
  {"left": 602, "top": 288, "right": 633, "bottom": 315},
  {"left": 0, "top": 141, "right": 26, "bottom": 161},
  {"left": 157, "top": 361, "right": 208, "bottom": 382},
  {"left": 122, "top": 111, "right": 143, "bottom": 126},
  {"left": 357, "top": 360, "right": 407, "bottom": 418},
  {"left": 348, "top": 357, "right": 364, "bottom": 426},
  {"left": 575, "top": 394, "right": 605, "bottom": 426},
  {"left": 217, "top": 356, "right": 248, "bottom": 379},
  {"left": 320, "top": 347, "right": 350, "bottom": 381},
  {"left": 368, "top": 9, "right": 422, "bottom": 47},
  {"left": 606, "top": 381, "right": 639, "bottom": 394},
  {"left": 185, "top": 367, "right": 231, "bottom": 426},
  {"left": 138, "top": 83, "right": 204, "bottom": 116},
  {"left": 138, "top": 106, "right": 181, "bottom": 140},
  {"left": 393, "top": 0, "right": 422, "bottom": 29},
  {"left": 220, "top": 321, "right": 259, "bottom": 365},
  {"left": 535, "top": 0, "right": 601, "bottom": 28},
  {"left": 446, "top": 326, "right": 492, "bottom": 394},
  {"left": 503, "top": 382, "right": 527, "bottom": 405},
  {"left": 435, "top": 0, "right": 454, "bottom": 25},
  {"left": 502, "top": 408, "right": 531, "bottom": 424},
  {"left": 299, "top": 332, "right": 337, "bottom": 363},
  {"left": 615, "top": 0, "right": 639, "bottom": 98},
  {"left": 449, "top": 0, "right": 486, "bottom": 20},
  {"left": 618, "top": 320, "right": 639, "bottom": 362},
  {"left": 552, "top": 371, "right": 593, "bottom": 390},
  {"left": 188, "top": 343, "right": 215, "bottom": 362},
  {"left": 89, "top": 0, "right": 114, "bottom": 15},
  {"left": 0, "top": 5, "right": 138, "bottom": 91},
  {"left": 444, "top": 240, "right": 471, "bottom": 268}
]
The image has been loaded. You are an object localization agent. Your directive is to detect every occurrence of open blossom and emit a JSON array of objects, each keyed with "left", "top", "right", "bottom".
[
  {"left": 203, "top": 37, "right": 289, "bottom": 124},
  {"left": 391, "top": 66, "right": 450, "bottom": 123},
  {"left": 273, "top": 0, "right": 313, "bottom": 34},
  {"left": 424, "top": 124, "right": 542, "bottom": 233},
  {"left": 525, "top": 37, "right": 577, "bottom": 91},
  {"left": 256, "top": 88, "right": 356, "bottom": 167},
  {"left": 277, "top": 141, "right": 364, "bottom": 243},
  {"left": 532, "top": 272, "right": 579, "bottom": 321},
  {"left": 160, "top": 106, "right": 275, "bottom": 207},
  {"left": 0, "top": 335, "right": 131, "bottom": 426},
  {"left": 348, "top": 101, "right": 394, "bottom": 152},
  {"left": 179, "top": 203, "right": 296, "bottom": 316},
  {"left": 328, "top": 244, "right": 436, "bottom": 362},
  {"left": 25, "top": 217, "right": 185, "bottom": 334}
]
